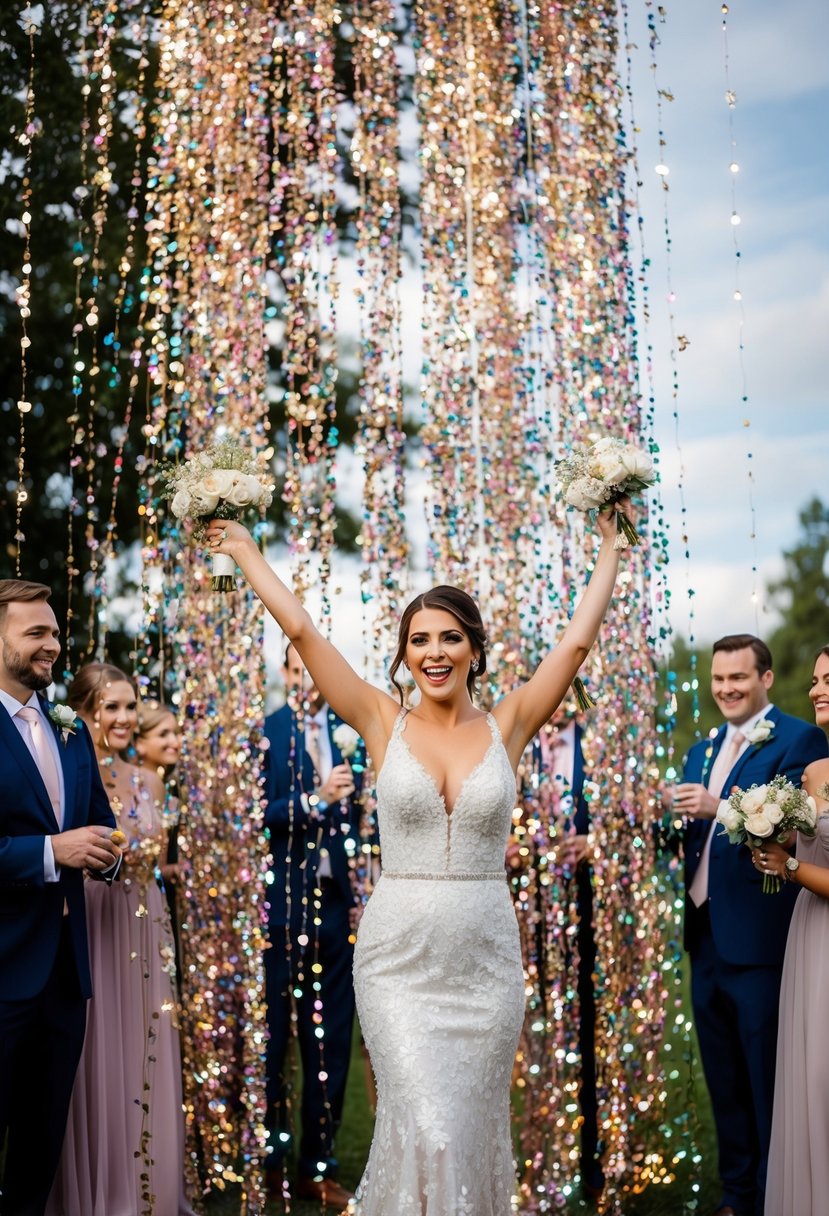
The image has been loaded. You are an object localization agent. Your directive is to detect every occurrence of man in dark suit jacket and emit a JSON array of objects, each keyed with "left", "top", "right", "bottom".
[
  {"left": 676, "top": 634, "right": 828, "bottom": 1216},
  {"left": 531, "top": 709, "right": 603, "bottom": 1199},
  {"left": 0, "top": 580, "right": 121, "bottom": 1216},
  {"left": 261, "top": 644, "right": 363, "bottom": 1210}
]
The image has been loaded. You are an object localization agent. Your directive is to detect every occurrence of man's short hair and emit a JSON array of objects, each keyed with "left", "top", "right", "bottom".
[
  {"left": 0, "top": 579, "right": 51, "bottom": 630},
  {"left": 712, "top": 633, "right": 773, "bottom": 677}
]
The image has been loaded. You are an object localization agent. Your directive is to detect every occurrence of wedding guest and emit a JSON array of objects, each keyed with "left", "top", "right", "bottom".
[
  {"left": 513, "top": 704, "right": 603, "bottom": 1199},
  {"left": 47, "top": 664, "right": 194, "bottom": 1216},
  {"left": 0, "top": 580, "right": 121, "bottom": 1216},
  {"left": 260, "top": 644, "right": 364, "bottom": 1209},
  {"left": 206, "top": 500, "right": 627, "bottom": 1215},
  {"left": 135, "top": 699, "right": 184, "bottom": 959},
  {"left": 750, "top": 645, "right": 829, "bottom": 1216},
  {"left": 676, "top": 634, "right": 827, "bottom": 1216}
]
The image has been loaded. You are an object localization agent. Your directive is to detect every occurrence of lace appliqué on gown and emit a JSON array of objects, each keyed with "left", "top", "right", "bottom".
[{"left": 351, "top": 712, "right": 525, "bottom": 1215}]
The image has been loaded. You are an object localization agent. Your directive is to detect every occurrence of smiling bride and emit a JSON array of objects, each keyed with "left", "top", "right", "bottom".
[{"left": 206, "top": 503, "right": 631, "bottom": 1216}]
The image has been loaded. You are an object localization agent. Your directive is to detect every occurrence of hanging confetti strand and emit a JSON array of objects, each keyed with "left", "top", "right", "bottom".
[
  {"left": 507, "top": 1, "right": 672, "bottom": 1209},
  {"left": 350, "top": 0, "right": 409, "bottom": 677},
  {"left": 12, "top": 16, "right": 39, "bottom": 575},
  {"left": 96, "top": 5, "right": 155, "bottom": 653},
  {"left": 720, "top": 2, "right": 760, "bottom": 627},
  {"left": 142, "top": 2, "right": 274, "bottom": 1209},
  {"left": 414, "top": 0, "right": 535, "bottom": 696},
  {"left": 642, "top": 0, "right": 700, "bottom": 735},
  {"left": 619, "top": 3, "right": 703, "bottom": 1202},
  {"left": 271, "top": 0, "right": 341, "bottom": 620}
]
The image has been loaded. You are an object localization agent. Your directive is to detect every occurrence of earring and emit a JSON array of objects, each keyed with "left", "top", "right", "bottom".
[{"left": 471, "top": 658, "right": 479, "bottom": 673}]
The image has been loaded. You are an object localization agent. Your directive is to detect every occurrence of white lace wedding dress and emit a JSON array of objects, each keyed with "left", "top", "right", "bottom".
[{"left": 352, "top": 710, "right": 525, "bottom": 1215}]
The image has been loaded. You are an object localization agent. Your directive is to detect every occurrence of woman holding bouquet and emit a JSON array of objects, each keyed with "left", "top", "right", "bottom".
[
  {"left": 206, "top": 501, "right": 630, "bottom": 1215},
  {"left": 757, "top": 645, "right": 829, "bottom": 1216},
  {"left": 47, "top": 665, "right": 194, "bottom": 1216}
]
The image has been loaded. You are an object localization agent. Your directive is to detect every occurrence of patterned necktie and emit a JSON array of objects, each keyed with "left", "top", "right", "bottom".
[
  {"left": 18, "top": 706, "right": 62, "bottom": 825},
  {"left": 688, "top": 729, "right": 746, "bottom": 908}
]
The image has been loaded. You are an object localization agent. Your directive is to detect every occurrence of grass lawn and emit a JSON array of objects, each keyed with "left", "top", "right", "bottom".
[{"left": 204, "top": 1001, "right": 721, "bottom": 1216}]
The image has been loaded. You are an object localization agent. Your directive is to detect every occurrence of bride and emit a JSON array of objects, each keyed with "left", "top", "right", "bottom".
[{"left": 207, "top": 504, "right": 629, "bottom": 1214}]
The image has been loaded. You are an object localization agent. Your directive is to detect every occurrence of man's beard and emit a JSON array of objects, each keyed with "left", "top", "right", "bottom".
[{"left": 1, "top": 640, "right": 53, "bottom": 691}]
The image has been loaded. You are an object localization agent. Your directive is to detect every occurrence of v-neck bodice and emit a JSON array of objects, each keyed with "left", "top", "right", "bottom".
[{"left": 375, "top": 710, "right": 516, "bottom": 874}]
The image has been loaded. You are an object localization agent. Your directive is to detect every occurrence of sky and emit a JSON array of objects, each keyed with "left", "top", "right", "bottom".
[{"left": 625, "top": 0, "right": 829, "bottom": 643}]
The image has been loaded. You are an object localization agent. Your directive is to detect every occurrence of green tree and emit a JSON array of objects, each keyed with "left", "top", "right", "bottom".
[{"left": 767, "top": 497, "right": 829, "bottom": 718}]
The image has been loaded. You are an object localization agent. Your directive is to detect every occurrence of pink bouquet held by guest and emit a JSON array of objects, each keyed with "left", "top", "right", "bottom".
[
  {"left": 558, "top": 435, "right": 655, "bottom": 549},
  {"left": 165, "top": 439, "right": 273, "bottom": 591},
  {"left": 716, "top": 774, "right": 818, "bottom": 893}
]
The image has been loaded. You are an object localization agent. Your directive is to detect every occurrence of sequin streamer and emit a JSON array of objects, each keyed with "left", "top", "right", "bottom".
[
  {"left": 414, "top": 0, "right": 537, "bottom": 693},
  {"left": 12, "top": 16, "right": 39, "bottom": 574},
  {"left": 142, "top": 3, "right": 273, "bottom": 1209},
  {"left": 351, "top": 0, "right": 409, "bottom": 673},
  {"left": 270, "top": 0, "right": 341, "bottom": 619}
]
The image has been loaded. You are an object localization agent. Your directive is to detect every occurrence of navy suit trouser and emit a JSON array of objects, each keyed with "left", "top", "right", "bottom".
[
  {"left": 0, "top": 920, "right": 86, "bottom": 1216},
  {"left": 690, "top": 907, "right": 782, "bottom": 1216},
  {"left": 264, "top": 882, "right": 355, "bottom": 1180}
]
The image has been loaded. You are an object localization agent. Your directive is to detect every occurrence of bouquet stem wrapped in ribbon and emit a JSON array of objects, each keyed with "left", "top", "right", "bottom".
[
  {"left": 558, "top": 436, "right": 655, "bottom": 550},
  {"left": 164, "top": 440, "right": 273, "bottom": 591},
  {"left": 716, "top": 774, "right": 818, "bottom": 894}
]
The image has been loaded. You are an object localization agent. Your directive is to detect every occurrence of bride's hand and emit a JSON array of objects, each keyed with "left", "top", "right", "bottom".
[
  {"left": 596, "top": 494, "right": 633, "bottom": 544},
  {"left": 205, "top": 519, "right": 256, "bottom": 559}
]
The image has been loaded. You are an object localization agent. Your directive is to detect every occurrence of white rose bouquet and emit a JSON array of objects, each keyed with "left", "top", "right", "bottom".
[
  {"left": 557, "top": 436, "right": 655, "bottom": 549},
  {"left": 716, "top": 774, "right": 818, "bottom": 893},
  {"left": 164, "top": 440, "right": 273, "bottom": 591}
]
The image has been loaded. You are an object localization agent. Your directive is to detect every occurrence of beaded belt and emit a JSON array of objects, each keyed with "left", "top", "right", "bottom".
[{"left": 381, "top": 871, "right": 506, "bottom": 881}]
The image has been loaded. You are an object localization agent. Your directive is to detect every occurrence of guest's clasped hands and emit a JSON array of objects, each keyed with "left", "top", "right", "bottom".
[{"left": 51, "top": 825, "right": 124, "bottom": 872}]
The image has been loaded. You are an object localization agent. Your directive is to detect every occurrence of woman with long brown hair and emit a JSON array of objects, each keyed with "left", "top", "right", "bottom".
[
  {"left": 47, "top": 664, "right": 193, "bottom": 1216},
  {"left": 208, "top": 504, "right": 629, "bottom": 1215}
]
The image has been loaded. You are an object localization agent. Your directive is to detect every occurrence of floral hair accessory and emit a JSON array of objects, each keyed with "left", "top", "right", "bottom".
[{"left": 48, "top": 703, "right": 79, "bottom": 745}]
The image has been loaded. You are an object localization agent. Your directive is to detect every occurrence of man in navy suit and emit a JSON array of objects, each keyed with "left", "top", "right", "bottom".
[
  {"left": 261, "top": 644, "right": 363, "bottom": 1210},
  {"left": 676, "top": 634, "right": 828, "bottom": 1216},
  {"left": 0, "top": 580, "right": 121, "bottom": 1216},
  {"left": 529, "top": 708, "right": 603, "bottom": 1199}
]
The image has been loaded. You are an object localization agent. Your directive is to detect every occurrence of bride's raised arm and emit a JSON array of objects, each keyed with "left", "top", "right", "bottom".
[
  {"left": 495, "top": 501, "right": 629, "bottom": 767},
  {"left": 205, "top": 520, "right": 398, "bottom": 754}
]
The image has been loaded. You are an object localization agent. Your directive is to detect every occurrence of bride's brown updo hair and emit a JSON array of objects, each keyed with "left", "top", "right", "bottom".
[{"left": 389, "top": 585, "right": 487, "bottom": 706}]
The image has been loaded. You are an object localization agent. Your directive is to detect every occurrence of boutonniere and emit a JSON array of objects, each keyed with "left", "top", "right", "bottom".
[
  {"left": 743, "top": 718, "right": 775, "bottom": 749},
  {"left": 48, "top": 703, "right": 80, "bottom": 745},
  {"left": 332, "top": 723, "right": 360, "bottom": 759}
]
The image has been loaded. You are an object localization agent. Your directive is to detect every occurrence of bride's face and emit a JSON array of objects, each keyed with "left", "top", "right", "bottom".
[
  {"left": 810, "top": 653, "right": 829, "bottom": 728},
  {"left": 405, "top": 608, "right": 478, "bottom": 703}
]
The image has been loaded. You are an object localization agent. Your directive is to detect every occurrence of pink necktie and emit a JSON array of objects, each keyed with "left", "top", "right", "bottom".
[
  {"left": 306, "top": 720, "right": 322, "bottom": 775},
  {"left": 688, "top": 729, "right": 746, "bottom": 908},
  {"left": 18, "top": 706, "right": 62, "bottom": 826}
]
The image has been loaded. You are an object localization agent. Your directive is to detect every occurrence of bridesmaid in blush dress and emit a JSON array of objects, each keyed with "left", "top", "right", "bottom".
[
  {"left": 47, "top": 664, "right": 194, "bottom": 1216},
  {"left": 752, "top": 645, "right": 829, "bottom": 1216}
]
